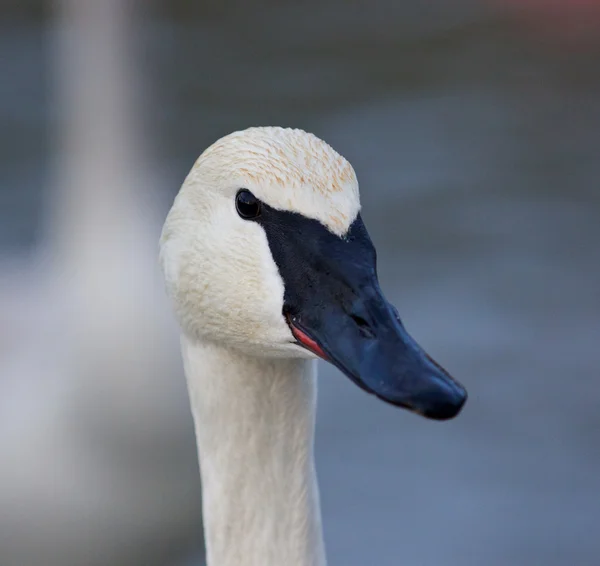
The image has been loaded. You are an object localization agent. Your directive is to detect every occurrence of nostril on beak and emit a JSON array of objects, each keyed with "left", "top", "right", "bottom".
[{"left": 350, "top": 313, "right": 375, "bottom": 339}]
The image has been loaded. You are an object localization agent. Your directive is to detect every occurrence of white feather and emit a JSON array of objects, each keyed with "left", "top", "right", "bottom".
[
  {"left": 0, "top": 1, "right": 201, "bottom": 564},
  {"left": 161, "top": 127, "right": 362, "bottom": 566}
]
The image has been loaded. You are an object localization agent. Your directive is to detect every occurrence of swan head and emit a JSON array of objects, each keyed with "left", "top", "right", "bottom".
[{"left": 160, "top": 127, "right": 467, "bottom": 420}]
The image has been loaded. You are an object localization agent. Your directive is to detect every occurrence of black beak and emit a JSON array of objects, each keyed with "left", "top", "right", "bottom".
[
  {"left": 286, "top": 285, "right": 467, "bottom": 420},
  {"left": 257, "top": 206, "right": 468, "bottom": 420}
]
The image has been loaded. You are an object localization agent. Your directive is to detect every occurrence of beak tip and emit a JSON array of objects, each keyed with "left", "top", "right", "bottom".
[{"left": 421, "top": 384, "right": 468, "bottom": 421}]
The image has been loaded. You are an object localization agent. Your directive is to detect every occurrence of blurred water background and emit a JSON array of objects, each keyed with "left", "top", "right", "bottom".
[{"left": 1, "top": 1, "right": 599, "bottom": 565}]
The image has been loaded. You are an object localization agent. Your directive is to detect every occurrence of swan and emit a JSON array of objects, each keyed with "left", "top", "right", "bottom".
[
  {"left": 160, "top": 126, "right": 468, "bottom": 566},
  {"left": 0, "top": 0, "right": 202, "bottom": 563}
]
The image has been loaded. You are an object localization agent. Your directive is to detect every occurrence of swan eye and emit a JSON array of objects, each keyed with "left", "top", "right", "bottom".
[{"left": 235, "top": 189, "right": 261, "bottom": 219}]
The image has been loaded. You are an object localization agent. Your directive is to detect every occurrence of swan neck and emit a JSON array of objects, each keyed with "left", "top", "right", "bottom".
[
  {"left": 49, "top": 0, "right": 157, "bottom": 265},
  {"left": 181, "top": 336, "right": 326, "bottom": 566}
]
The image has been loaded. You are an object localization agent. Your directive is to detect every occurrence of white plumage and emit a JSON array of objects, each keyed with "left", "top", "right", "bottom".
[
  {"left": 0, "top": 1, "right": 202, "bottom": 564},
  {"left": 161, "top": 127, "right": 360, "bottom": 566}
]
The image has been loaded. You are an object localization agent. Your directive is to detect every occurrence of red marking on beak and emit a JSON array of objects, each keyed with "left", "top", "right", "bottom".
[{"left": 288, "top": 321, "right": 328, "bottom": 360}]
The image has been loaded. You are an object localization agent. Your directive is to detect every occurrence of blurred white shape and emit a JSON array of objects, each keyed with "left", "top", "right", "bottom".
[{"left": 0, "top": 1, "right": 203, "bottom": 565}]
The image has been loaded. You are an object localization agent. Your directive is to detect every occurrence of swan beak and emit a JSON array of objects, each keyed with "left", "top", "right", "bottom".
[
  {"left": 257, "top": 203, "right": 467, "bottom": 420},
  {"left": 287, "top": 290, "right": 467, "bottom": 420}
]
